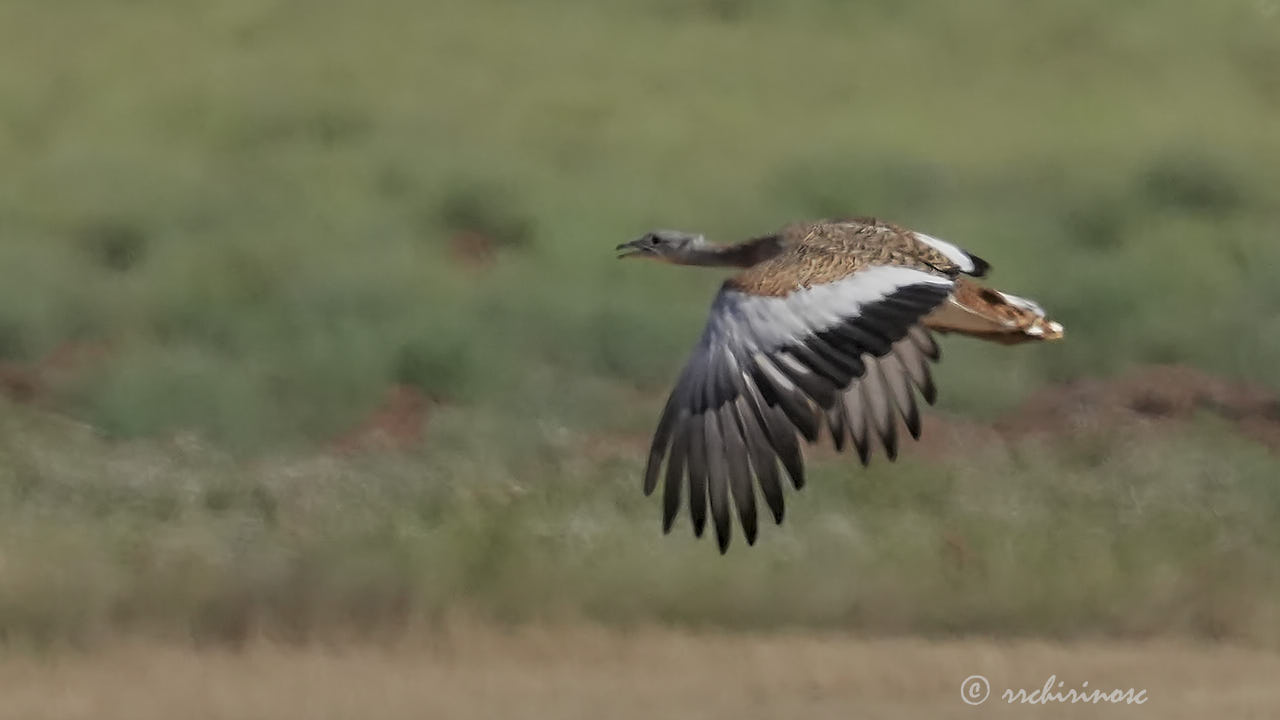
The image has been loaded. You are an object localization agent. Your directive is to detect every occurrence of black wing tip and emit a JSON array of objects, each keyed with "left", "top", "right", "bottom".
[
  {"left": 856, "top": 443, "right": 872, "bottom": 466},
  {"left": 904, "top": 407, "right": 923, "bottom": 440},
  {"left": 798, "top": 424, "right": 821, "bottom": 444},
  {"left": 967, "top": 253, "right": 991, "bottom": 277},
  {"left": 642, "top": 453, "right": 664, "bottom": 495},
  {"left": 830, "top": 431, "right": 847, "bottom": 452},
  {"left": 906, "top": 419, "right": 923, "bottom": 441},
  {"left": 921, "top": 382, "right": 938, "bottom": 405}
]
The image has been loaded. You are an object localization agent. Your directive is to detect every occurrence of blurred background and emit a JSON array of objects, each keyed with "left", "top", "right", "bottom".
[{"left": 1, "top": 0, "right": 1279, "bottom": 717}]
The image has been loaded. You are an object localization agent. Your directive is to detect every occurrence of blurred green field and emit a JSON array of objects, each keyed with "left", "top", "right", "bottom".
[
  {"left": 4, "top": 395, "right": 1280, "bottom": 648},
  {"left": 1, "top": 0, "right": 1279, "bottom": 648}
]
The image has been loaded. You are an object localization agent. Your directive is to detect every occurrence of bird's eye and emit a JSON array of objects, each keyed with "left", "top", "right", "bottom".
[{"left": 647, "top": 236, "right": 660, "bottom": 245}]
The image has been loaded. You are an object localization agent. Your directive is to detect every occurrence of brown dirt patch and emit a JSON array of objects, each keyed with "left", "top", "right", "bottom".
[
  {"left": 0, "top": 362, "right": 42, "bottom": 404},
  {"left": 996, "top": 364, "right": 1280, "bottom": 450},
  {"left": 815, "top": 364, "right": 1280, "bottom": 464},
  {"left": 0, "top": 340, "right": 113, "bottom": 405},
  {"left": 330, "top": 384, "right": 431, "bottom": 455},
  {"left": 448, "top": 230, "right": 498, "bottom": 270}
]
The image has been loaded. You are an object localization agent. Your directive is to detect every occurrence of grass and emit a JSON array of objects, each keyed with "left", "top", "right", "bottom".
[
  {"left": 2, "top": 399, "right": 1279, "bottom": 648},
  {"left": 0, "top": 0, "right": 1279, "bottom": 647},
  {"left": 2, "top": 626, "right": 1280, "bottom": 720}
]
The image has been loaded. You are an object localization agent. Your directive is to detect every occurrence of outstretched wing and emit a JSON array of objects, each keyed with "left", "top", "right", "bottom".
[{"left": 643, "top": 265, "right": 954, "bottom": 553}]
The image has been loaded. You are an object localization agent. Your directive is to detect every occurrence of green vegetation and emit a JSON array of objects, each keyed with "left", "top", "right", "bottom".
[
  {"left": 1, "top": 0, "right": 1279, "bottom": 646},
  {"left": 3, "top": 401, "right": 1280, "bottom": 648}
]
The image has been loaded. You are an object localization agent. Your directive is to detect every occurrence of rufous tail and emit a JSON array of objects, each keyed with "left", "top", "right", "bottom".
[{"left": 923, "top": 277, "right": 1064, "bottom": 345}]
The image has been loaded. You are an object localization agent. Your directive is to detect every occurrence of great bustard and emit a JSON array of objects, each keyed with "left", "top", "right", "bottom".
[{"left": 616, "top": 217, "right": 1064, "bottom": 552}]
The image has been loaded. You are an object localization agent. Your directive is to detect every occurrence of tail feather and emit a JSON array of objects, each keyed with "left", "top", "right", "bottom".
[{"left": 924, "top": 278, "right": 1064, "bottom": 344}]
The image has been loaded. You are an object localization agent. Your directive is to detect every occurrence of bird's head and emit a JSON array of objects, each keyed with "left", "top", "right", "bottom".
[{"left": 616, "top": 230, "right": 703, "bottom": 262}]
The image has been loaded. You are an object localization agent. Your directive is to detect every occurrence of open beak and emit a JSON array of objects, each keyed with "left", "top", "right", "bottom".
[{"left": 615, "top": 237, "right": 652, "bottom": 259}]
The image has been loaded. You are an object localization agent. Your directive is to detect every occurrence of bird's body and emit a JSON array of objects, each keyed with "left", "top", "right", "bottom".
[
  {"left": 616, "top": 218, "right": 1063, "bottom": 552},
  {"left": 724, "top": 219, "right": 974, "bottom": 295}
]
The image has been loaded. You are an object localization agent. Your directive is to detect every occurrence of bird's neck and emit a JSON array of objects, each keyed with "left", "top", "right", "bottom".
[{"left": 673, "top": 236, "right": 783, "bottom": 268}]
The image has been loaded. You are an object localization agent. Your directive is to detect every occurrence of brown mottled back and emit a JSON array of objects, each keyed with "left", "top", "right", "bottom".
[{"left": 724, "top": 218, "right": 962, "bottom": 297}]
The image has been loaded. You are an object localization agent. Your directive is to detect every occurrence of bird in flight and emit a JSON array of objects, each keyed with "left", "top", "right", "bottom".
[{"left": 616, "top": 218, "right": 1063, "bottom": 553}]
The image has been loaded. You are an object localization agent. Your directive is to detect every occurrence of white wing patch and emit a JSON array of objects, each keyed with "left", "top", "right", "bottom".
[
  {"left": 913, "top": 232, "right": 976, "bottom": 274},
  {"left": 702, "top": 265, "right": 954, "bottom": 355}
]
